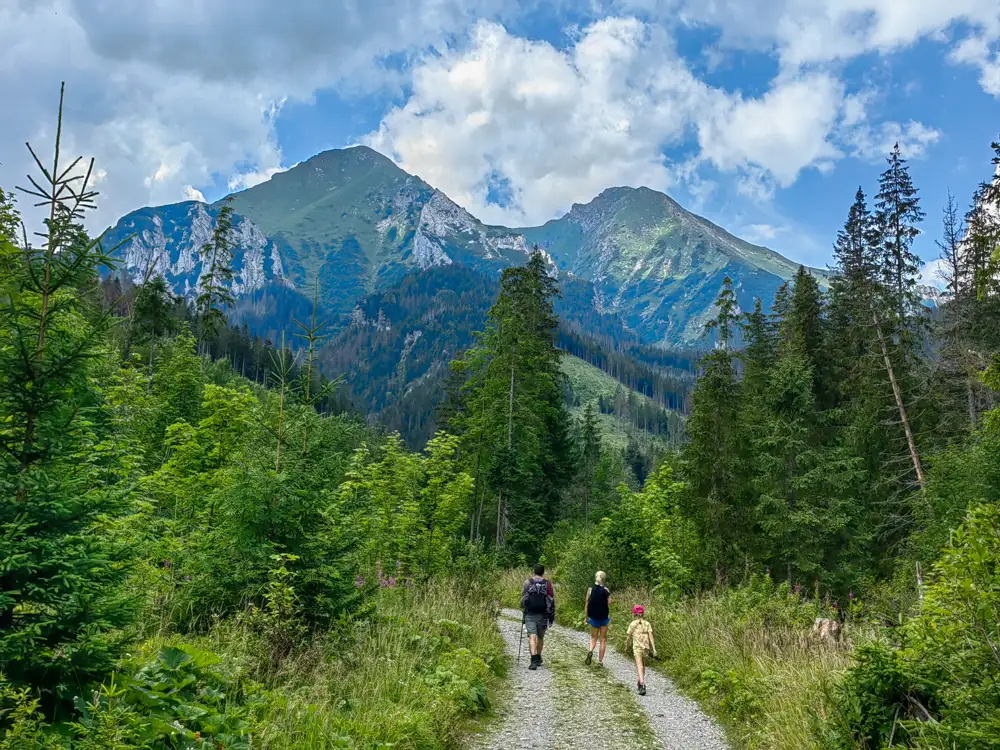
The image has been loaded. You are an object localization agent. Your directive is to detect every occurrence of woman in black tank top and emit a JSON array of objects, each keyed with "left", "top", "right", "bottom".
[{"left": 584, "top": 571, "right": 611, "bottom": 666}]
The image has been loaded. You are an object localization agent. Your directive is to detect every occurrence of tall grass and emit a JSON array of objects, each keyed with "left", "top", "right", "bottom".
[{"left": 131, "top": 580, "right": 506, "bottom": 750}]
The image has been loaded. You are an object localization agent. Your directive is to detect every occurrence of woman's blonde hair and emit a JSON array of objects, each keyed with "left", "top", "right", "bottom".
[{"left": 595, "top": 571, "right": 607, "bottom": 586}]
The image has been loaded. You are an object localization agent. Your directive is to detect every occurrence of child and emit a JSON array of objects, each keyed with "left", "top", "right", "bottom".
[{"left": 625, "top": 605, "right": 656, "bottom": 695}]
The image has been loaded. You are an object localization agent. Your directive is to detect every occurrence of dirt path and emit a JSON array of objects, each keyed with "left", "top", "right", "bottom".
[{"left": 471, "top": 609, "right": 728, "bottom": 750}]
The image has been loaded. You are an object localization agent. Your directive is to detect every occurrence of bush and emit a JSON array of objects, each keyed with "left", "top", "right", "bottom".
[
  {"left": 72, "top": 644, "right": 263, "bottom": 750},
  {"left": 827, "top": 502, "right": 1000, "bottom": 749}
]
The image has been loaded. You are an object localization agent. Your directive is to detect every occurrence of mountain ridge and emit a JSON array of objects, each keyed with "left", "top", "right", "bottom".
[{"left": 101, "top": 144, "right": 817, "bottom": 346}]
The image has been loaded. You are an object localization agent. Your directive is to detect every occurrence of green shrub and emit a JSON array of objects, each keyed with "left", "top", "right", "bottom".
[
  {"left": 72, "top": 644, "right": 263, "bottom": 750},
  {"left": 827, "top": 502, "right": 1000, "bottom": 749}
]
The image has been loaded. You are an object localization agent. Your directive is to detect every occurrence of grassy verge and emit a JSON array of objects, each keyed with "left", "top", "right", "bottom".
[
  {"left": 246, "top": 583, "right": 507, "bottom": 749},
  {"left": 9, "top": 581, "right": 506, "bottom": 750}
]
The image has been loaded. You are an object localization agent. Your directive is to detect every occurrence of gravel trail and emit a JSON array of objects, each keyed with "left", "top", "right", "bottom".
[{"left": 471, "top": 609, "right": 729, "bottom": 750}]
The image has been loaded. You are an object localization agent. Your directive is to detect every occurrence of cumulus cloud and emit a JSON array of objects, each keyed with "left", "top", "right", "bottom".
[
  {"left": 950, "top": 34, "right": 1000, "bottom": 97},
  {"left": 366, "top": 18, "right": 939, "bottom": 224},
  {"left": 365, "top": 19, "right": 888, "bottom": 224},
  {"left": 0, "top": 0, "right": 510, "bottom": 231}
]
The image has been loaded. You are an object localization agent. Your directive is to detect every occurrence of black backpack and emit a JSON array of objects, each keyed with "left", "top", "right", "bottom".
[{"left": 523, "top": 578, "right": 551, "bottom": 614}]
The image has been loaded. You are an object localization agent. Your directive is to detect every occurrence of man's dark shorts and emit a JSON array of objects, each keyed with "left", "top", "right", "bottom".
[{"left": 525, "top": 612, "right": 548, "bottom": 637}]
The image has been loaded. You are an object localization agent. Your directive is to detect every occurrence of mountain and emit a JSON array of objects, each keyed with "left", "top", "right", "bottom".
[
  {"left": 521, "top": 186, "right": 821, "bottom": 344},
  {"left": 103, "top": 147, "right": 534, "bottom": 318},
  {"left": 101, "top": 145, "right": 814, "bottom": 347}
]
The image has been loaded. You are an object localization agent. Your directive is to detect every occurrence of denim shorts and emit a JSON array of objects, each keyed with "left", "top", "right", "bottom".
[{"left": 588, "top": 616, "right": 610, "bottom": 629}]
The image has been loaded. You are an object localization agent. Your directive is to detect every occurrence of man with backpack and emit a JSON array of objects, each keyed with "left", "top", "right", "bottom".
[{"left": 521, "top": 563, "right": 555, "bottom": 670}]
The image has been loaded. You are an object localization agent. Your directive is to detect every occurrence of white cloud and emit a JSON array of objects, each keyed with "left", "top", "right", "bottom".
[
  {"left": 844, "top": 120, "right": 942, "bottom": 162},
  {"left": 0, "top": 0, "right": 511, "bottom": 231},
  {"left": 183, "top": 185, "right": 207, "bottom": 202},
  {"left": 366, "top": 19, "right": 891, "bottom": 225},
  {"left": 696, "top": 73, "right": 845, "bottom": 186},
  {"left": 618, "top": 0, "right": 1000, "bottom": 68},
  {"left": 950, "top": 34, "right": 1000, "bottom": 97},
  {"left": 366, "top": 18, "right": 697, "bottom": 225}
]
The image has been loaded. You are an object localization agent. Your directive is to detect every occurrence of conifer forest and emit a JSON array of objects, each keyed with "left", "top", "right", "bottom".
[{"left": 2, "top": 86, "right": 1000, "bottom": 750}]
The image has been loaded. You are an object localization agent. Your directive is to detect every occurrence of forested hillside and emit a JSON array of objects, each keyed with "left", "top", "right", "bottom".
[{"left": 3, "top": 91, "right": 1000, "bottom": 750}]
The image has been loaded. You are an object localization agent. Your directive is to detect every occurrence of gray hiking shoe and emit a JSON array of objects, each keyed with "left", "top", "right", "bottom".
[{"left": 585, "top": 651, "right": 593, "bottom": 665}]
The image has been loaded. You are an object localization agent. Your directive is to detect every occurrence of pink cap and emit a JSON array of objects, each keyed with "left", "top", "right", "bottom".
[{"left": 633, "top": 605, "right": 645, "bottom": 616}]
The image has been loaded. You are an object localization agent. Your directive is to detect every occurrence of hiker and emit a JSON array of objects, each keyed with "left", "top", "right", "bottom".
[
  {"left": 583, "top": 570, "right": 611, "bottom": 666},
  {"left": 521, "top": 563, "right": 555, "bottom": 671},
  {"left": 625, "top": 605, "right": 656, "bottom": 695}
]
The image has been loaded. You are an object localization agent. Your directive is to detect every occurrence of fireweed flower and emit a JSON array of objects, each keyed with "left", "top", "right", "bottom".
[{"left": 387, "top": 577, "right": 397, "bottom": 588}]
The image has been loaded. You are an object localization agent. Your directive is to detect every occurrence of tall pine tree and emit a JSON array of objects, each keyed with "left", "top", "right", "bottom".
[
  {"left": 453, "top": 249, "right": 571, "bottom": 556},
  {"left": 682, "top": 277, "right": 746, "bottom": 579}
]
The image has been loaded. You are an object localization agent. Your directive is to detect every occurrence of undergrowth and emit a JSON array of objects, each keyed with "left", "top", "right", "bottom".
[{"left": 1, "top": 579, "right": 505, "bottom": 750}]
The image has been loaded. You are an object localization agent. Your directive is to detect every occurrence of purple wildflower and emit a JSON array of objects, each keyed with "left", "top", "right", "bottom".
[
  {"left": 355, "top": 575, "right": 365, "bottom": 589},
  {"left": 387, "top": 577, "right": 397, "bottom": 588},
  {"left": 380, "top": 577, "right": 389, "bottom": 588},
  {"left": 849, "top": 591, "right": 855, "bottom": 600}
]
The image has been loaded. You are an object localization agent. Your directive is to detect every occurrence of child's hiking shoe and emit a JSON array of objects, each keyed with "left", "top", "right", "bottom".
[{"left": 585, "top": 650, "right": 593, "bottom": 665}]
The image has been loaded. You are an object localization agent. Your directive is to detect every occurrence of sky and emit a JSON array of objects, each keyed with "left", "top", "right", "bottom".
[{"left": 2, "top": 1, "right": 999, "bottom": 277}]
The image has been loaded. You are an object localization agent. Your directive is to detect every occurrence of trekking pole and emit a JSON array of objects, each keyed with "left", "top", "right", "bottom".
[{"left": 517, "top": 613, "right": 525, "bottom": 665}]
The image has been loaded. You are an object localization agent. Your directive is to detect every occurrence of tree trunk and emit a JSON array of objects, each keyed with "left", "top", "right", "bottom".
[
  {"left": 873, "top": 309, "right": 925, "bottom": 489},
  {"left": 495, "top": 488, "right": 504, "bottom": 547},
  {"left": 967, "top": 375, "right": 978, "bottom": 431},
  {"left": 507, "top": 361, "right": 515, "bottom": 449}
]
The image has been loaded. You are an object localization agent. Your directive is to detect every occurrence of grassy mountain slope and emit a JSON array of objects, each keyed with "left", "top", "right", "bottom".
[{"left": 561, "top": 354, "right": 680, "bottom": 451}]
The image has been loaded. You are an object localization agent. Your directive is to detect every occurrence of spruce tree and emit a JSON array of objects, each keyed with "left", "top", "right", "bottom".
[
  {"left": 875, "top": 143, "right": 925, "bottom": 332},
  {"left": 784, "top": 267, "right": 831, "bottom": 409},
  {"left": 196, "top": 197, "right": 236, "bottom": 351},
  {"left": 453, "top": 249, "right": 570, "bottom": 556},
  {"left": 578, "top": 401, "right": 602, "bottom": 525},
  {"left": 682, "top": 278, "right": 745, "bottom": 579},
  {"left": 0, "top": 86, "right": 133, "bottom": 700}
]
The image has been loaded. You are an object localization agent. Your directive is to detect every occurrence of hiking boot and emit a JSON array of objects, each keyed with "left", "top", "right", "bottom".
[
  {"left": 638, "top": 682, "right": 647, "bottom": 696},
  {"left": 537, "top": 654, "right": 543, "bottom": 666},
  {"left": 528, "top": 655, "right": 539, "bottom": 670},
  {"left": 585, "top": 650, "right": 593, "bottom": 666}
]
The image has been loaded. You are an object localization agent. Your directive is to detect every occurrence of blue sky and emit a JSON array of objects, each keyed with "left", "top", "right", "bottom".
[{"left": 2, "top": 0, "right": 1000, "bottom": 276}]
